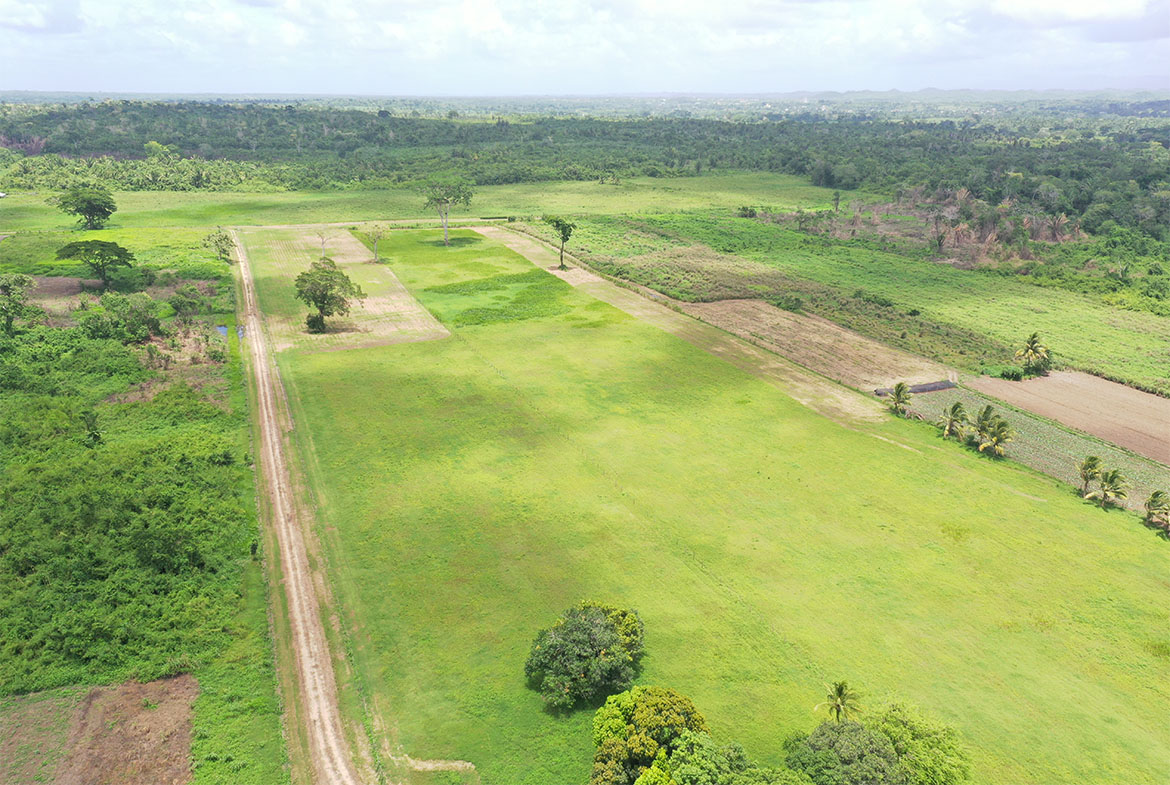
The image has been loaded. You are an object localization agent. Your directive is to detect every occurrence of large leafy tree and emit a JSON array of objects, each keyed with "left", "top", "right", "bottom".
[
  {"left": 423, "top": 179, "right": 474, "bottom": 246},
  {"left": 1014, "top": 332, "right": 1051, "bottom": 375},
  {"left": 816, "top": 680, "right": 863, "bottom": 723},
  {"left": 544, "top": 215, "right": 577, "bottom": 270},
  {"left": 785, "top": 721, "right": 904, "bottom": 785},
  {"left": 870, "top": 704, "right": 971, "bottom": 785},
  {"left": 0, "top": 273, "right": 37, "bottom": 336},
  {"left": 525, "top": 602, "right": 645, "bottom": 710},
  {"left": 52, "top": 185, "right": 117, "bottom": 229},
  {"left": 293, "top": 258, "right": 366, "bottom": 333},
  {"left": 203, "top": 227, "right": 234, "bottom": 263},
  {"left": 56, "top": 240, "right": 134, "bottom": 287}
]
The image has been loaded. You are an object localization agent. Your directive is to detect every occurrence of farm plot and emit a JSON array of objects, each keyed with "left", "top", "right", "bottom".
[
  {"left": 968, "top": 372, "right": 1170, "bottom": 465},
  {"left": 266, "top": 228, "right": 1168, "bottom": 785},
  {"left": 907, "top": 386, "right": 1170, "bottom": 511},
  {"left": 239, "top": 226, "right": 448, "bottom": 352},
  {"left": 680, "top": 299, "right": 951, "bottom": 390}
]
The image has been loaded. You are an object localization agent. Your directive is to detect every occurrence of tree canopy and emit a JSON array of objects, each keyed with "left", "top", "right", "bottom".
[
  {"left": 0, "top": 273, "right": 37, "bottom": 336},
  {"left": 423, "top": 179, "right": 474, "bottom": 246}
]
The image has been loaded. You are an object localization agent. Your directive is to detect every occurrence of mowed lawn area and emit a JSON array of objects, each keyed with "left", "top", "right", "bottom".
[{"left": 250, "top": 228, "right": 1168, "bottom": 784}]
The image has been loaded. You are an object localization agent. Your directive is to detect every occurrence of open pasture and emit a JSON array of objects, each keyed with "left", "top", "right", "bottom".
[{"left": 263, "top": 228, "right": 1168, "bottom": 784}]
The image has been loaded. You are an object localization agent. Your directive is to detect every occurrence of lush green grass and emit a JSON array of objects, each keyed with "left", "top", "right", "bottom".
[
  {"left": 255, "top": 228, "right": 1168, "bottom": 784},
  {"left": 0, "top": 173, "right": 837, "bottom": 231},
  {"left": 530, "top": 214, "right": 1170, "bottom": 394}
]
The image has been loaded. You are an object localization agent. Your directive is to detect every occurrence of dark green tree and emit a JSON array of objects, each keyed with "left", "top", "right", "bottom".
[
  {"left": 52, "top": 185, "right": 117, "bottom": 229},
  {"left": 785, "top": 721, "right": 904, "bottom": 785},
  {"left": 56, "top": 240, "right": 134, "bottom": 287},
  {"left": 423, "top": 179, "right": 474, "bottom": 246},
  {"left": 293, "top": 258, "right": 366, "bottom": 333},
  {"left": 591, "top": 686, "right": 709, "bottom": 785},
  {"left": 203, "top": 227, "right": 234, "bottom": 263},
  {"left": 869, "top": 704, "right": 971, "bottom": 785}
]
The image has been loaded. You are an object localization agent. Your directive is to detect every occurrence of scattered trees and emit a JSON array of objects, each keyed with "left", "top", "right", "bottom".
[
  {"left": 293, "top": 258, "right": 366, "bottom": 333},
  {"left": 544, "top": 215, "right": 577, "bottom": 270},
  {"left": 936, "top": 401, "right": 967, "bottom": 440},
  {"left": 816, "top": 680, "right": 863, "bottom": 723},
  {"left": 51, "top": 185, "right": 117, "bottom": 229},
  {"left": 203, "top": 228, "right": 234, "bottom": 263},
  {"left": 888, "top": 382, "right": 912, "bottom": 416},
  {"left": 1014, "top": 332, "right": 1051, "bottom": 375},
  {"left": 365, "top": 223, "right": 389, "bottom": 262},
  {"left": 1088, "top": 468, "right": 1129, "bottom": 509},
  {"left": 1143, "top": 490, "right": 1169, "bottom": 533},
  {"left": 424, "top": 179, "right": 474, "bottom": 246},
  {"left": 0, "top": 273, "right": 37, "bottom": 335},
  {"left": 525, "top": 602, "right": 645, "bottom": 710},
  {"left": 56, "top": 240, "right": 135, "bottom": 287}
]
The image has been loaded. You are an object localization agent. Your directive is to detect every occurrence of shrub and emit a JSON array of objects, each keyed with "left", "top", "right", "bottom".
[
  {"left": 785, "top": 721, "right": 905, "bottom": 785},
  {"left": 997, "top": 366, "right": 1024, "bottom": 381},
  {"left": 525, "top": 602, "right": 645, "bottom": 710}
]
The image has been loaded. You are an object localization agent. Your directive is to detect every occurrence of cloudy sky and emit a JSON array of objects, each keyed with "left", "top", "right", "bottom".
[{"left": 2, "top": 0, "right": 1167, "bottom": 95}]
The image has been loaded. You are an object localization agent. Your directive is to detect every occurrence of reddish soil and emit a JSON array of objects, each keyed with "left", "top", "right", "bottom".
[
  {"left": 969, "top": 371, "right": 1170, "bottom": 464},
  {"left": 0, "top": 677, "right": 198, "bottom": 785}
]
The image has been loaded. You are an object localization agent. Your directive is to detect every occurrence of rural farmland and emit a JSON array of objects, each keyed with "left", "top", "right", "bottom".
[{"left": 1, "top": 13, "right": 1169, "bottom": 785}]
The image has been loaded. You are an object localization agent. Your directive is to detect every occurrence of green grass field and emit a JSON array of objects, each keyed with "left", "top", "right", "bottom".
[
  {"left": 0, "top": 173, "right": 836, "bottom": 231},
  {"left": 248, "top": 227, "right": 1168, "bottom": 784}
]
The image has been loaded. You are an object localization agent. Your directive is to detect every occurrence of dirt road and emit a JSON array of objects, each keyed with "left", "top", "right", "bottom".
[{"left": 234, "top": 233, "right": 362, "bottom": 785}]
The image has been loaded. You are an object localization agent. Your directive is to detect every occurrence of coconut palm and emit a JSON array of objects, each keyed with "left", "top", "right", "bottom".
[
  {"left": 1077, "top": 456, "right": 1102, "bottom": 497},
  {"left": 1088, "top": 469, "right": 1130, "bottom": 509},
  {"left": 971, "top": 405, "right": 997, "bottom": 443},
  {"left": 1014, "top": 332, "right": 1050, "bottom": 374},
  {"left": 1143, "top": 490, "right": 1169, "bottom": 531},
  {"left": 977, "top": 418, "right": 1015, "bottom": 457},
  {"left": 816, "top": 681, "right": 862, "bottom": 723},
  {"left": 936, "top": 401, "right": 968, "bottom": 439},
  {"left": 888, "top": 382, "right": 912, "bottom": 416}
]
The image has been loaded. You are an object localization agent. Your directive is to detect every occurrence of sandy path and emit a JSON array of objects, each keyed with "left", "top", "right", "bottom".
[
  {"left": 969, "top": 371, "right": 1170, "bottom": 465},
  {"left": 476, "top": 225, "right": 884, "bottom": 424},
  {"left": 234, "top": 233, "right": 362, "bottom": 785}
]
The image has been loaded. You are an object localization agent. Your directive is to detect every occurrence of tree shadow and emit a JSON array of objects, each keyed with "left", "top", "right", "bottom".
[{"left": 424, "top": 236, "right": 482, "bottom": 249}]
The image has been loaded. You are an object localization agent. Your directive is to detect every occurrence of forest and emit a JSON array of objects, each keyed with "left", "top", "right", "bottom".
[{"left": 1, "top": 96, "right": 1168, "bottom": 239}]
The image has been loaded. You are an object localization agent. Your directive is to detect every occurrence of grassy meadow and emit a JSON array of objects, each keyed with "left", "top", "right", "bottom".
[
  {"left": 0, "top": 173, "right": 837, "bottom": 231},
  {"left": 249, "top": 227, "right": 1169, "bottom": 784}
]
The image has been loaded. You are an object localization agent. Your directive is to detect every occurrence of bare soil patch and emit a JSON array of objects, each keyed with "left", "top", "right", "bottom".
[
  {"left": 680, "top": 299, "right": 952, "bottom": 391},
  {"left": 968, "top": 371, "right": 1170, "bottom": 465},
  {"left": 0, "top": 677, "right": 198, "bottom": 785}
]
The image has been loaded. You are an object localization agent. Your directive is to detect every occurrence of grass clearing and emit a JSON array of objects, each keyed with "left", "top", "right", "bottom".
[{"left": 262, "top": 228, "right": 1168, "bottom": 784}]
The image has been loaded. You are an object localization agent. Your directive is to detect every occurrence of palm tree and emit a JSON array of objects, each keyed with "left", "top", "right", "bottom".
[
  {"left": 971, "top": 405, "right": 997, "bottom": 442},
  {"left": 1088, "top": 469, "right": 1130, "bottom": 509},
  {"left": 889, "top": 382, "right": 912, "bottom": 416},
  {"left": 1014, "top": 332, "right": 1050, "bottom": 375},
  {"left": 816, "top": 681, "right": 862, "bottom": 723},
  {"left": 1143, "top": 490, "right": 1169, "bottom": 531},
  {"left": 1077, "top": 456, "right": 1102, "bottom": 497},
  {"left": 977, "top": 418, "right": 1015, "bottom": 457},
  {"left": 936, "top": 401, "right": 968, "bottom": 439}
]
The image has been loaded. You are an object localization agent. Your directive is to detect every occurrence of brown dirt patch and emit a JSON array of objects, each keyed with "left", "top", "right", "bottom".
[
  {"left": 968, "top": 371, "right": 1170, "bottom": 465},
  {"left": 0, "top": 677, "right": 198, "bottom": 785},
  {"left": 680, "top": 299, "right": 952, "bottom": 390}
]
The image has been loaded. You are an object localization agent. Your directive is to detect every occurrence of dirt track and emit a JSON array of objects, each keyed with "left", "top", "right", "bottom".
[
  {"left": 234, "top": 233, "right": 362, "bottom": 785},
  {"left": 969, "top": 371, "right": 1170, "bottom": 465}
]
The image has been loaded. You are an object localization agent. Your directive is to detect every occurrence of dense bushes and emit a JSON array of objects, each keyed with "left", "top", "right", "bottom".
[
  {"left": 0, "top": 310, "right": 256, "bottom": 695},
  {"left": 526, "top": 602, "right": 645, "bottom": 709}
]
